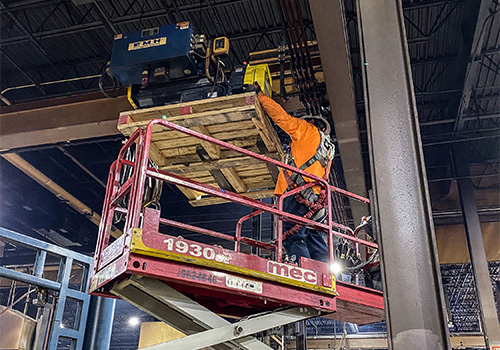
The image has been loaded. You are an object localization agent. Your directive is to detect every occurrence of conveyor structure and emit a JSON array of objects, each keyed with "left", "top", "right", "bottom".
[{"left": 89, "top": 118, "right": 384, "bottom": 349}]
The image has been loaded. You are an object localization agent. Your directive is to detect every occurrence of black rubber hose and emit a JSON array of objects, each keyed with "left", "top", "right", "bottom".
[{"left": 99, "top": 71, "right": 117, "bottom": 98}]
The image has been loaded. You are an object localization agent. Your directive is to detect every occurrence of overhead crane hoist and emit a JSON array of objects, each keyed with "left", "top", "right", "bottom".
[
  {"left": 100, "top": 22, "right": 272, "bottom": 109},
  {"left": 92, "top": 22, "right": 383, "bottom": 349}
]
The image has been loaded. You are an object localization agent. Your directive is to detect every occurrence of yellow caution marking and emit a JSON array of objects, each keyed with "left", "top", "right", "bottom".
[{"left": 130, "top": 229, "right": 337, "bottom": 296}]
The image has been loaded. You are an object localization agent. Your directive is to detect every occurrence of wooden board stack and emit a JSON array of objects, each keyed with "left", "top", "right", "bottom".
[{"left": 117, "top": 93, "right": 284, "bottom": 207}]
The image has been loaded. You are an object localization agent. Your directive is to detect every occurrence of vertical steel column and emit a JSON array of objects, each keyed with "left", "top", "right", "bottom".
[
  {"left": 356, "top": 1, "right": 451, "bottom": 349},
  {"left": 452, "top": 147, "right": 500, "bottom": 347},
  {"left": 495, "top": 281, "right": 500, "bottom": 323},
  {"left": 295, "top": 320, "right": 307, "bottom": 350},
  {"left": 83, "top": 295, "right": 116, "bottom": 350},
  {"left": 308, "top": 0, "right": 369, "bottom": 223}
]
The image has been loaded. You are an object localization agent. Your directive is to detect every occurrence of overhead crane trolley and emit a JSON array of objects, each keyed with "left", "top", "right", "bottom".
[{"left": 89, "top": 118, "right": 384, "bottom": 348}]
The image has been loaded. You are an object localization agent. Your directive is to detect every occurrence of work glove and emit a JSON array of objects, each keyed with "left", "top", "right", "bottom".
[{"left": 245, "top": 81, "right": 262, "bottom": 94}]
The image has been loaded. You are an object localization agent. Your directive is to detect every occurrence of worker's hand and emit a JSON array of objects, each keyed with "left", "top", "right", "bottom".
[{"left": 245, "top": 81, "right": 262, "bottom": 94}]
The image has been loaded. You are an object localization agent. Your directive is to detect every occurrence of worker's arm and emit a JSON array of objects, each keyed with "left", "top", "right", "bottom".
[{"left": 257, "top": 93, "right": 310, "bottom": 141}]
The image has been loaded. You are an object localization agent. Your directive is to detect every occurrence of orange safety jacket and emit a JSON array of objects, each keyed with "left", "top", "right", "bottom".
[{"left": 258, "top": 93, "right": 325, "bottom": 196}]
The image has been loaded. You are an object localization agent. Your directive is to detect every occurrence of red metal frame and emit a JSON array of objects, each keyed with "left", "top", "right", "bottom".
[{"left": 90, "top": 118, "right": 383, "bottom": 322}]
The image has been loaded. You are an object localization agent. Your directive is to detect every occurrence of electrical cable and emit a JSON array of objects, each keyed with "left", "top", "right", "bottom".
[
  {"left": 209, "top": 59, "right": 221, "bottom": 97},
  {"left": 343, "top": 249, "right": 379, "bottom": 272},
  {"left": 205, "top": 44, "right": 215, "bottom": 83},
  {"left": 99, "top": 70, "right": 118, "bottom": 98},
  {"left": 192, "top": 50, "right": 209, "bottom": 59}
]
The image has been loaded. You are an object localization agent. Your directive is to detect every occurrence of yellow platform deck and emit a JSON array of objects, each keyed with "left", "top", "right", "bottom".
[{"left": 117, "top": 93, "right": 283, "bottom": 206}]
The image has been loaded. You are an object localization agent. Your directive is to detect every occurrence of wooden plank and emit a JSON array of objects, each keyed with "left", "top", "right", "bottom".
[
  {"left": 120, "top": 93, "right": 256, "bottom": 121},
  {"left": 222, "top": 148, "right": 260, "bottom": 158},
  {"left": 157, "top": 136, "right": 260, "bottom": 157},
  {"left": 210, "top": 128, "right": 260, "bottom": 142},
  {"left": 153, "top": 135, "right": 200, "bottom": 149},
  {"left": 242, "top": 174, "right": 274, "bottom": 184},
  {"left": 205, "top": 120, "right": 256, "bottom": 134},
  {"left": 119, "top": 122, "right": 168, "bottom": 137},
  {"left": 191, "top": 125, "right": 248, "bottom": 193},
  {"left": 245, "top": 182, "right": 276, "bottom": 191},
  {"left": 175, "top": 182, "right": 221, "bottom": 200},
  {"left": 112, "top": 131, "right": 171, "bottom": 167},
  {"left": 253, "top": 97, "right": 283, "bottom": 157},
  {"left": 179, "top": 170, "right": 215, "bottom": 181},
  {"left": 149, "top": 142, "right": 170, "bottom": 167},
  {"left": 159, "top": 154, "right": 280, "bottom": 174},
  {"left": 156, "top": 146, "right": 198, "bottom": 159},
  {"left": 251, "top": 117, "right": 277, "bottom": 153},
  {"left": 116, "top": 93, "right": 283, "bottom": 204},
  {"left": 164, "top": 154, "right": 209, "bottom": 165},
  {"left": 189, "top": 189, "right": 275, "bottom": 207},
  {"left": 153, "top": 129, "right": 260, "bottom": 150},
  {"left": 117, "top": 106, "right": 256, "bottom": 136},
  {"left": 220, "top": 168, "right": 248, "bottom": 193},
  {"left": 236, "top": 165, "right": 270, "bottom": 177},
  {"left": 191, "top": 125, "right": 222, "bottom": 159},
  {"left": 170, "top": 170, "right": 211, "bottom": 179},
  {"left": 158, "top": 147, "right": 261, "bottom": 166}
]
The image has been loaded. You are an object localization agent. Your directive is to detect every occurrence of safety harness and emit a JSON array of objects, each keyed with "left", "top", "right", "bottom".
[{"left": 282, "top": 129, "right": 335, "bottom": 240}]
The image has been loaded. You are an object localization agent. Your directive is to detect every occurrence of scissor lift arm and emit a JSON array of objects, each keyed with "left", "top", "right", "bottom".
[{"left": 111, "top": 275, "right": 320, "bottom": 350}]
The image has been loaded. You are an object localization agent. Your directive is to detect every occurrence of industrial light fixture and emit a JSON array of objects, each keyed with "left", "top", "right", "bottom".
[
  {"left": 128, "top": 317, "right": 140, "bottom": 326},
  {"left": 330, "top": 262, "right": 342, "bottom": 275}
]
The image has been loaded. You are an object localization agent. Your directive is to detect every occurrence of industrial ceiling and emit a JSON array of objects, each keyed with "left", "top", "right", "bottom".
[{"left": 0, "top": 0, "right": 499, "bottom": 347}]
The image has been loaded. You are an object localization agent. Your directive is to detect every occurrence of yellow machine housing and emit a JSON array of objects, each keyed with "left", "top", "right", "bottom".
[{"left": 244, "top": 64, "right": 272, "bottom": 97}]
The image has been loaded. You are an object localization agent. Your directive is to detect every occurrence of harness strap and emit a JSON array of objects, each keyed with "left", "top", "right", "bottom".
[
  {"left": 280, "top": 130, "right": 335, "bottom": 244},
  {"left": 282, "top": 156, "right": 334, "bottom": 244},
  {"left": 283, "top": 158, "right": 316, "bottom": 202},
  {"left": 289, "top": 154, "right": 320, "bottom": 186}
]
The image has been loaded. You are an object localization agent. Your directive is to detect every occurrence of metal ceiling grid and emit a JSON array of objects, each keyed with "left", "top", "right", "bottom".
[
  {"left": 442, "top": 262, "right": 500, "bottom": 333},
  {"left": 344, "top": 0, "right": 500, "bottom": 186},
  {"left": 0, "top": 0, "right": 498, "bottom": 344},
  {"left": 0, "top": 0, "right": 304, "bottom": 104},
  {"left": 449, "top": 1, "right": 500, "bottom": 188}
]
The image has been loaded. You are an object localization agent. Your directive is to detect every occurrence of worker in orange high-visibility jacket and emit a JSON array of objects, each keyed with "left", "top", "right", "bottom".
[{"left": 248, "top": 82, "right": 334, "bottom": 264}]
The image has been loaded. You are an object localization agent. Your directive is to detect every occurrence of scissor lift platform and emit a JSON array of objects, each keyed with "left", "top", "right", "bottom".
[
  {"left": 90, "top": 208, "right": 383, "bottom": 324},
  {"left": 90, "top": 118, "right": 384, "bottom": 349}
]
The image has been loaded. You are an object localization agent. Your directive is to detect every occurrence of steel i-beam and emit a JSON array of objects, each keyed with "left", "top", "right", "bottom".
[{"left": 356, "top": 0, "right": 451, "bottom": 349}]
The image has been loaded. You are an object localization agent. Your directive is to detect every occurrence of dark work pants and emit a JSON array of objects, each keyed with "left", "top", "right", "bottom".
[{"left": 281, "top": 195, "right": 329, "bottom": 263}]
